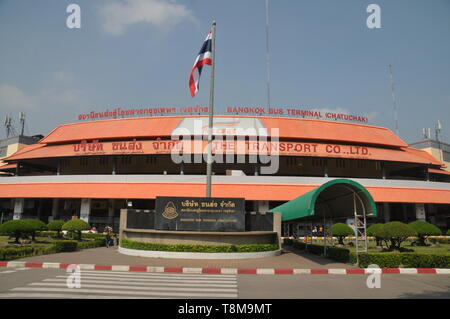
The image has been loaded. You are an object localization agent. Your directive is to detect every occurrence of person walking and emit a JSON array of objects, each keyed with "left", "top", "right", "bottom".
[{"left": 104, "top": 225, "right": 112, "bottom": 248}]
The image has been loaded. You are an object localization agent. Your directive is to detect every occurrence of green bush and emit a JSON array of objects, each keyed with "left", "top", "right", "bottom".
[
  {"left": 325, "top": 247, "right": 351, "bottom": 262},
  {"left": 77, "top": 239, "right": 105, "bottom": 250},
  {"left": 373, "top": 221, "right": 417, "bottom": 250},
  {"left": 62, "top": 219, "right": 90, "bottom": 240},
  {"left": 328, "top": 223, "right": 354, "bottom": 245},
  {"left": 0, "top": 245, "right": 56, "bottom": 261},
  {"left": 23, "top": 219, "right": 47, "bottom": 241},
  {"left": 53, "top": 240, "right": 78, "bottom": 253},
  {"left": 408, "top": 221, "right": 441, "bottom": 246},
  {"left": 283, "top": 238, "right": 294, "bottom": 246},
  {"left": 367, "top": 224, "right": 384, "bottom": 246},
  {"left": 120, "top": 239, "right": 278, "bottom": 253},
  {"left": 47, "top": 220, "right": 66, "bottom": 238},
  {"left": 81, "top": 233, "right": 106, "bottom": 240},
  {"left": 0, "top": 220, "right": 35, "bottom": 243},
  {"left": 351, "top": 252, "right": 450, "bottom": 268},
  {"left": 447, "top": 229, "right": 450, "bottom": 236}
]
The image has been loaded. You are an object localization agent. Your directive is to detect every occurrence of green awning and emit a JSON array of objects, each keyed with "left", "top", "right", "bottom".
[{"left": 268, "top": 179, "right": 377, "bottom": 221}]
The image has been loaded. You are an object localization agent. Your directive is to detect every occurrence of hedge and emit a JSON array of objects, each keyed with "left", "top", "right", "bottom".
[
  {"left": 285, "top": 239, "right": 450, "bottom": 268},
  {"left": 0, "top": 245, "right": 57, "bottom": 261},
  {"left": 120, "top": 239, "right": 278, "bottom": 253},
  {"left": 351, "top": 252, "right": 450, "bottom": 268},
  {"left": 53, "top": 240, "right": 78, "bottom": 253},
  {"left": 0, "top": 238, "right": 106, "bottom": 261}
]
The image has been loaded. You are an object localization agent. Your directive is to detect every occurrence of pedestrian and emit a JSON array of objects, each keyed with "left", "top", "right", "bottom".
[{"left": 104, "top": 225, "right": 112, "bottom": 248}]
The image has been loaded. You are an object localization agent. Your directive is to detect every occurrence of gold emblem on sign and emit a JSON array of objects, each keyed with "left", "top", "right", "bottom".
[{"left": 162, "top": 201, "right": 178, "bottom": 219}]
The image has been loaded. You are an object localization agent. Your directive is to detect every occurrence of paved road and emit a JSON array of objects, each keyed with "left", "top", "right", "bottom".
[{"left": 0, "top": 268, "right": 449, "bottom": 299}]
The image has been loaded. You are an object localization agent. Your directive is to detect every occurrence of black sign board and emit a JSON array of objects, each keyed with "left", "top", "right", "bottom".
[{"left": 155, "top": 197, "right": 245, "bottom": 232}]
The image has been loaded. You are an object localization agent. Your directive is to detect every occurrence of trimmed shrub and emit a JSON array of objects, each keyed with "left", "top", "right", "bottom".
[
  {"left": 0, "top": 220, "right": 34, "bottom": 243},
  {"left": 351, "top": 252, "right": 450, "bottom": 268},
  {"left": 47, "top": 220, "right": 66, "bottom": 238},
  {"left": 53, "top": 240, "right": 78, "bottom": 253},
  {"left": 373, "top": 221, "right": 417, "bottom": 250},
  {"left": 0, "top": 245, "right": 56, "bottom": 261},
  {"left": 120, "top": 239, "right": 278, "bottom": 253},
  {"left": 23, "top": 219, "right": 47, "bottom": 241},
  {"left": 62, "top": 219, "right": 90, "bottom": 240},
  {"left": 325, "top": 247, "right": 351, "bottom": 262},
  {"left": 367, "top": 224, "right": 384, "bottom": 246},
  {"left": 328, "top": 223, "right": 354, "bottom": 245},
  {"left": 77, "top": 239, "right": 105, "bottom": 250},
  {"left": 408, "top": 221, "right": 441, "bottom": 246}
]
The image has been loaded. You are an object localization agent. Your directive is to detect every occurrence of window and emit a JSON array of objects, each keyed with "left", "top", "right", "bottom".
[
  {"left": 99, "top": 157, "right": 108, "bottom": 166},
  {"left": 121, "top": 156, "right": 132, "bottom": 165},
  {"left": 146, "top": 156, "right": 156, "bottom": 165},
  {"left": 335, "top": 159, "right": 346, "bottom": 169},
  {"left": 80, "top": 157, "right": 88, "bottom": 168},
  {"left": 312, "top": 158, "right": 325, "bottom": 168}
]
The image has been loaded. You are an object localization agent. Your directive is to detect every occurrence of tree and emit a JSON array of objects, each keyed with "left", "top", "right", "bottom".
[
  {"left": 47, "top": 220, "right": 66, "bottom": 238},
  {"left": 328, "top": 223, "right": 354, "bottom": 245},
  {"left": 408, "top": 220, "right": 441, "bottom": 246},
  {"left": 373, "top": 221, "right": 416, "bottom": 251},
  {"left": 23, "top": 219, "right": 47, "bottom": 241},
  {"left": 62, "top": 219, "right": 90, "bottom": 241},
  {"left": 367, "top": 223, "right": 384, "bottom": 246},
  {"left": 0, "top": 220, "right": 34, "bottom": 243}
]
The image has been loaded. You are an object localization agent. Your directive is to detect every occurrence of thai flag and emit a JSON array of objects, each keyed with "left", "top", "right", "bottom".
[{"left": 189, "top": 29, "right": 213, "bottom": 97}]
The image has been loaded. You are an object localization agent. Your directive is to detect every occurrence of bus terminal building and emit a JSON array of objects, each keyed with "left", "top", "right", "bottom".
[{"left": 0, "top": 115, "right": 449, "bottom": 234}]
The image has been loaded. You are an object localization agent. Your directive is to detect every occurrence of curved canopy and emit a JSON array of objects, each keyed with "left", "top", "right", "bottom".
[{"left": 268, "top": 179, "right": 377, "bottom": 221}]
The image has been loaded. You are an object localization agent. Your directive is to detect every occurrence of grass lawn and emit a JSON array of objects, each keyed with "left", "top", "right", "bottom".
[{"left": 303, "top": 239, "right": 450, "bottom": 254}]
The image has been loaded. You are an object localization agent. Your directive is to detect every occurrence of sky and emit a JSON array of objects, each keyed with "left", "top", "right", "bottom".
[{"left": 0, "top": 0, "right": 449, "bottom": 144}]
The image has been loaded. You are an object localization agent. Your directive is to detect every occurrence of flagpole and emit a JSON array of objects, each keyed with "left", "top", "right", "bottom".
[{"left": 206, "top": 20, "right": 216, "bottom": 198}]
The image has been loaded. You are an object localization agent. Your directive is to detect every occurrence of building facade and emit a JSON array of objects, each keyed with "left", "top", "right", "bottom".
[{"left": 0, "top": 116, "right": 449, "bottom": 234}]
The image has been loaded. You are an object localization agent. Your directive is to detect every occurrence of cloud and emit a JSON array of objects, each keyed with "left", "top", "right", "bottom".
[
  {"left": 0, "top": 84, "right": 83, "bottom": 112},
  {"left": 0, "top": 85, "right": 35, "bottom": 109},
  {"left": 98, "top": 0, "right": 195, "bottom": 35}
]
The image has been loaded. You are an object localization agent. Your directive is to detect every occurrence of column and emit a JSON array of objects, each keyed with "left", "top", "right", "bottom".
[
  {"left": 37, "top": 199, "right": 44, "bottom": 220},
  {"left": 402, "top": 204, "right": 408, "bottom": 222},
  {"left": 383, "top": 203, "right": 390, "bottom": 223},
  {"left": 415, "top": 203, "right": 426, "bottom": 221},
  {"left": 50, "top": 198, "right": 60, "bottom": 221},
  {"left": 80, "top": 198, "right": 91, "bottom": 223},
  {"left": 13, "top": 198, "right": 24, "bottom": 220},
  {"left": 108, "top": 199, "right": 115, "bottom": 228}
]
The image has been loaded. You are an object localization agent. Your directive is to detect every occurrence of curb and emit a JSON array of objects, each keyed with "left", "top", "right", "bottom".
[{"left": 1, "top": 262, "right": 449, "bottom": 275}]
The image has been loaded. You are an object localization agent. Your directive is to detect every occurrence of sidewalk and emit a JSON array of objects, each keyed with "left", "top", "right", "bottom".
[{"left": 14, "top": 245, "right": 353, "bottom": 269}]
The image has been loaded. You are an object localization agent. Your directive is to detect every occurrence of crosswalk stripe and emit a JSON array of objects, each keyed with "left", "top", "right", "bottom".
[
  {"left": 80, "top": 270, "right": 236, "bottom": 278},
  {"left": 68, "top": 273, "right": 237, "bottom": 281},
  {"left": 54, "top": 275, "right": 235, "bottom": 284},
  {"left": 43, "top": 278, "right": 237, "bottom": 288},
  {"left": 29, "top": 282, "right": 236, "bottom": 292},
  {"left": 10, "top": 287, "right": 238, "bottom": 298}
]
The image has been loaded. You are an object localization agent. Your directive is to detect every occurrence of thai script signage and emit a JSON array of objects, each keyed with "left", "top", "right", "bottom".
[
  {"left": 77, "top": 106, "right": 369, "bottom": 124},
  {"left": 155, "top": 197, "right": 245, "bottom": 232}
]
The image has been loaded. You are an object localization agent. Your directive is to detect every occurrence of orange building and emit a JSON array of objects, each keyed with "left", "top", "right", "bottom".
[{"left": 0, "top": 116, "right": 449, "bottom": 234}]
